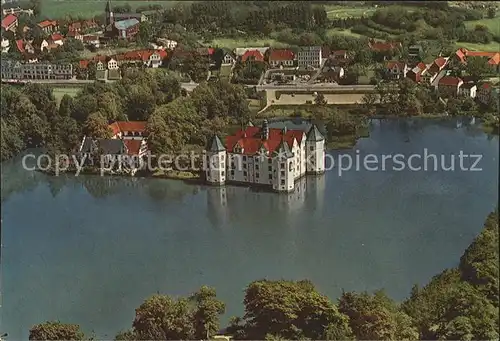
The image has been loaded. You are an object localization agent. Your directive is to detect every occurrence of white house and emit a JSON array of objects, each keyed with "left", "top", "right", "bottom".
[
  {"left": 297, "top": 46, "right": 322, "bottom": 69},
  {"left": 458, "top": 83, "right": 477, "bottom": 98},
  {"left": 204, "top": 120, "right": 325, "bottom": 192},
  {"left": 107, "top": 58, "right": 118, "bottom": 70},
  {"left": 1, "top": 38, "right": 10, "bottom": 53},
  {"left": 386, "top": 61, "right": 408, "bottom": 79}
]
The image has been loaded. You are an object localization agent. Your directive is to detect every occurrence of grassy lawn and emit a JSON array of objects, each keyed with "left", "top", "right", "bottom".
[
  {"left": 79, "top": 45, "right": 138, "bottom": 59},
  {"left": 465, "top": 18, "right": 500, "bottom": 36},
  {"left": 52, "top": 87, "right": 81, "bottom": 105},
  {"left": 455, "top": 41, "right": 500, "bottom": 52},
  {"left": 206, "top": 37, "right": 288, "bottom": 49},
  {"left": 324, "top": 5, "right": 375, "bottom": 19},
  {"left": 41, "top": 0, "right": 186, "bottom": 19},
  {"left": 326, "top": 28, "right": 364, "bottom": 38}
]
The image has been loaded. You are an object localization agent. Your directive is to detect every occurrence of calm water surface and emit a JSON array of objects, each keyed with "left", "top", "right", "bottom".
[{"left": 1, "top": 119, "right": 498, "bottom": 339}]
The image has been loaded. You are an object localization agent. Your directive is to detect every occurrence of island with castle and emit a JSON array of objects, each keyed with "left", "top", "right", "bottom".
[{"left": 203, "top": 119, "right": 326, "bottom": 193}]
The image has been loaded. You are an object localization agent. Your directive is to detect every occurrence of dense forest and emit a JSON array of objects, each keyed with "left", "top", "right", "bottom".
[{"left": 27, "top": 210, "right": 499, "bottom": 340}]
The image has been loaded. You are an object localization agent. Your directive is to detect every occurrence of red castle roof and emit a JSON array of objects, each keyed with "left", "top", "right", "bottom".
[
  {"left": 109, "top": 121, "right": 147, "bottom": 136},
  {"left": 225, "top": 126, "right": 305, "bottom": 155},
  {"left": 268, "top": 49, "right": 295, "bottom": 61}
]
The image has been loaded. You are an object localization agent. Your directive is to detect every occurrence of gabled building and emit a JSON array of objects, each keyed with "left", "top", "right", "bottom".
[
  {"left": 438, "top": 76, "right": 463, "bottom": 97},
  {"left": 204, "top": 120, "right": 325, "bottom": 192},
  {"left": 49, "top": 33, "right": 64, "bottom": 46},
  {"left": 241, "top": 49, "right": 264, "bottom": 63},
  {"left": 267, "top": 48, "right": 295, "bottom": 68},
  {"left": 1, "top": 37, "right": 10, "bottom": 53},
  {"left": 406, "top": 62, "right": 427, "bottom": 83},
  {"left": 37, "top": 19, "right": 58, "bottom": 34},
  {"left": 109, "top": 121, "right": 147, "bottom": 140},
  {"left": 477, "top": 82, "right": 499, "bottom": 106},
  {"left": 78, "top": 136, "right": 147, "bottom": 169},
  {"left": 385, "top": 61, "right": 408, "bottom": 79},
  {"left": 1, "top": 13, "right": 17, "bottom": 31},
  {"left": 458, "top": 82, "right": 477, "bottom": 98}
]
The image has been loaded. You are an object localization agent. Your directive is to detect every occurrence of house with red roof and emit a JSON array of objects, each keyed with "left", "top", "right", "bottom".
[
  {"left": 37, "top": 20, "right": 58, "bottom": 34},
  {"left": 1, "top": 14, "right": 18, "bottom": 31},
  {"left": 368, "top": 40, "right": 402, "bottom": 60},
  {"left": 477, "top": 82, "right": 499, "bottom": 105},
  {"left": 241, "top": 50, "right": 264, "bottom": 63},
  {"left": 406, "top": 62, "right": 427, "bottom": 83},
  {"left": 452, "top": 48, "right": 500, "bottom": 71},
  {"left": 267, "top": 49, "right": 295, "bottom": 68},
  {"left": 438, "top": 76, "right": 463, "bottom": 97},
  {"left": 385, "top": 61, "right": 409, "bottom": 80},
  {"left": 109, "top": 121, "right": 147, "bottom": 140},
  {"left": 49, "top": 33, "right": 64, "bottom": 46},
  {"left": 204, "top": 120, "right": 325, "bottom": 192}
]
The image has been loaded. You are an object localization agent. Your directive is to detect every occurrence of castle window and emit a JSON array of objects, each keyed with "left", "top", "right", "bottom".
[
  {"left": 310, "top": 146, "right": 314, "bottom": 151},
  {"left": 269, "top": 174, "right": 272, "bottom": 179},
  {"left": 231, "top": 170, "right": 234, "bottom": 175},
  {"left": 281, "top": 171, "right": 285, "bottom": 176},
  {"left": 221, "top": 171, "right": 225, "bottom": 176},
  {"left": 243, "top": 156, "right": 247, "bottom": 161},
  {"left": 243, "top": 163, "right": 247, "bottom": 169},
  {"left": 281, "top": 179, "right": 285, "bottom": 185},
  {"left": 268, "top": 165, "right": 272, "bottom": 171},
  {"left": 289, "top": 162, "right": 293, "bottom": 172},
  {"left": 255, "top": 164, "right": 259, "bottom": 170},
  {"left": 280, "top": 163, "right": 285, "bottom": 169},
  {"left": 256, "top": 172, "right": 260, "bottom": 178},
  {"left": 244, "top": 171, "right": 247, "bottom": 176}
]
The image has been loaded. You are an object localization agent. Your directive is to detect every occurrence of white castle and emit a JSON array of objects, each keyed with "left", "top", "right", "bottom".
[{"left": 204, "top": 120, "right": 325, "bottom": 192}]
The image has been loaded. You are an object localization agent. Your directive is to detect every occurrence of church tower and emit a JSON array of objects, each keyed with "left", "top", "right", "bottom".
[{"left": 105, "top": 0, "right": 114, "bottom": 27}]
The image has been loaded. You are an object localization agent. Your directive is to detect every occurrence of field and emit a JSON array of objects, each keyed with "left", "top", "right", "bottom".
[
  {"left": 79, "top": 45, "right": 138, "bottom": 59},
  {"left": 207, "top": 37, "right": 288, "bottom": 50},
  {"left": 465, "top": 18, "right": 500, "bottom": 36},
  {"left": 324, "top": 5, "right": 375, "bottom": 19},
  {"left": 326, "top": 28, "right": 364, "bottom": 38},
  {"left": 51, "top": 87, "right": 81, "bottom": 105},
  {"left": 455, "top": 41, "right": 500, "bottom": 52},
  {"left": 41, "top": 0, "right": 185, "bottom": 19}
]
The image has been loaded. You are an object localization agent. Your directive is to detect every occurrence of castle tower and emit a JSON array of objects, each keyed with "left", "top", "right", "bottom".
[
  {"left": 305, "top": 124, "right": 325, "bottom": 174},
  {"left": 272, "top": 137, "right": 295, "bottom": 192},
  {"left": 105, "top": 0, "right": 114, "bottom": 27},
  {"left": 205, "top": 135, "right": 226, "bottom": 185}
]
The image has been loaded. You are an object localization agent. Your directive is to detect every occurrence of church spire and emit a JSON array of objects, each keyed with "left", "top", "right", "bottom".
[{"left": 105, "top": 0, "right": 112, "bottom": 13}]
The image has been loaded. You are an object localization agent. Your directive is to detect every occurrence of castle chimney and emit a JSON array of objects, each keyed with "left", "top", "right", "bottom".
[{"left": 262, "top": 119, "right": 269, "bottom": 140}]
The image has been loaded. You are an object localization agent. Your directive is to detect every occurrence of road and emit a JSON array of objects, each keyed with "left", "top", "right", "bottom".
[{"left": 1, "top": 78, "right": 375, "bottom": 92}]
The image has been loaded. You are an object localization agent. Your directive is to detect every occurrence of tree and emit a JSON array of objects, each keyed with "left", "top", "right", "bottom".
[
  {"left": 189, "top": 286, "right": 226, "bottom": 339},
  {"left": 487, "top": 7, "right": 496, "bottom": 19},
  {"left": 459, "top": 211, "right": 499, "bottom": 305},
  {"left": 238, "top": 279, "right": 352, "bottom": 340},
  {"left": 338, "top": 290, "right": 417, "bottom": 340},
  {"left": 314, "top": 93, "right": 327, "bottom": 105},
  {"left": 29, "top": 321, "right": 84, "bottom": 340},
  {"left": 137, "top": 21, "right": 153, "bottom": 47},
  {"left": 465, "top": 56, "right": 491, "bottom": 80},
  {"left": 58, "top": 94, "right": 74, "bottom": 117},
  {"left": 83, "top": 112, "right": 112, "bottom": 138},
  {"left": 130, "top": 294, "right": 195, "bottom": 340}
]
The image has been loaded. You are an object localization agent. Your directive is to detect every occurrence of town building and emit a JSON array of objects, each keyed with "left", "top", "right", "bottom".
[
  {"left": 241, "top": 49, "right": 264, "bottom": 63},
  {"left": 477, "top": 82, "right": 499, "bottom": 106},
  {"left": 204, "top": 120, "right": 325, "bottom": 193},
  {"left": 109, "top": 121, "right": 147, "bottom": 140},
  {"left": 453, "top": 48, "right": 500, "bottom": 71},
  {"left": 267, "top": 49, "right": 295, "bottom": 68},
  {"left": 297, "top": 46, "right": 323, "bottom": 68},
  {"left": 1, "top": 59, "right": 73, "bottom": 80},
  {"left": 2, "top": 6, "right": 33, "bottom": 16},
  {"left": 385, "top": 61, "right": 408, "bottom": 79},
  {"left": 320, "top": 66, "right": 344, "bottom": 83},
  {"left": 1, "top": 37, "right": 10, "bottom": 53},
  {"left": 105, "top": 0, "right": 141, "bottom": 39},
  {"left": 458, "top": 82, "right": 477, "bottom": 98},
  {"left": 406, "top": 62, "right": 427, "bottom": 83},
  {"left": 234, "top": 47, "right": 269, "bottom": 57},
  {"left": 49, "top": 33, "right": 64, "bottom": 46},
  {"left": 438, "top": 76, "right": 463, "bottom": 97},
  {"left": 78, "top": 136, "right": 148, "bottom": 170},
  {"left": 37, "top": 20, "right": 58, "bottom": 34},
  {"left": 1, "top": 14, "right": 17, "bottom": 31}
]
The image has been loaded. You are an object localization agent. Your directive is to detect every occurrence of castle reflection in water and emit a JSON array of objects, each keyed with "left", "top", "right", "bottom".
[{"left": 206, "top": 175, "right": 326, "bottom": 227}]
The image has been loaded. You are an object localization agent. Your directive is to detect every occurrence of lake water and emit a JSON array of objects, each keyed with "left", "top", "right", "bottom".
[{"left": 1, "top": 119, "right": 498, "bottom": 339}]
